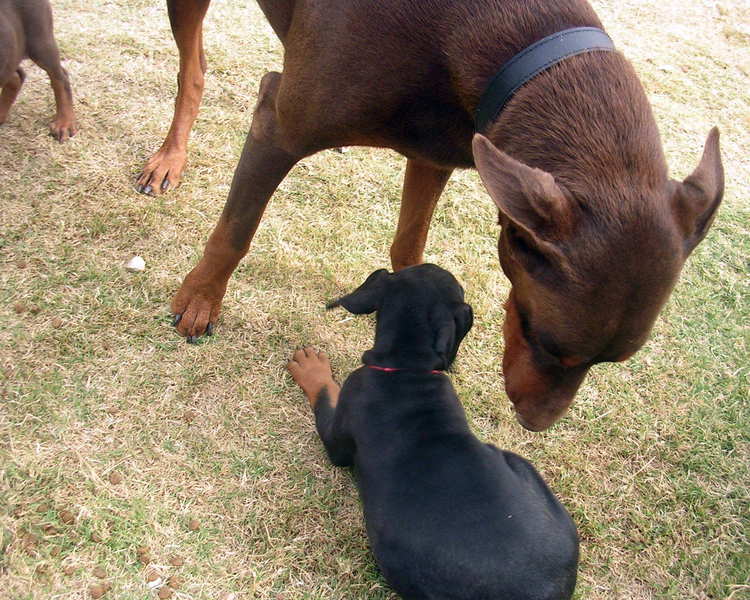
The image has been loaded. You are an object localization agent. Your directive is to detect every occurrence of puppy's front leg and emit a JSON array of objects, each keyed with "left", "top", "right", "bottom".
[{"left": 288, "top": 347, "right": 354, "bottom": 467}]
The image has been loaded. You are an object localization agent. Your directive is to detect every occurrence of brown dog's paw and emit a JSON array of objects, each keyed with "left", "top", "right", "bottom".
[
  {"left": 170, "top": 270, "right": 227, "bottom": 343},
  {"left": 136, "top": 147, "right": 186, "bottom": 195},
  {"left": 49, "top": 117, "right": 77, "bottom": 142},
  {"left": 287, "top": 347, "right": 335, "bottom": 407}
]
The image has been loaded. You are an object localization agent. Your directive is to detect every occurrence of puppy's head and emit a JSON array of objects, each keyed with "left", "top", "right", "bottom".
[{"left": 327, "top": 264, "right": 473, "bottom": 371}]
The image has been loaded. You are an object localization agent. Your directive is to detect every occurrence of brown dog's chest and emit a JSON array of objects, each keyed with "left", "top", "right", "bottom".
[{"left": 374, "top": 98, "right": 477, "bottom": 168}]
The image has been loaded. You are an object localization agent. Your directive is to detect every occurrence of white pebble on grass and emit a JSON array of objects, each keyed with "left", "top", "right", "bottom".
[{"left": 123, "top": 255, "right": 146, "bottom": 273}]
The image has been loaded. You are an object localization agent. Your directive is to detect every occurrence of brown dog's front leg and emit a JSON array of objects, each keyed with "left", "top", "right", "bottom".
[
  {"left": 137, "top": 0, "right": 211, "bottom": 195},
  {"left": 171, "top": 72, "right": 302, "bottom": 341},
  {"left": 390, "top": 160, "right": 453, "bottom": 271}
]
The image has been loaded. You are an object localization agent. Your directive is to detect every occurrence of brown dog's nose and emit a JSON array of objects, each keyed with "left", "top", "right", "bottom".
[{"left": 514, "top": 411, "right": 548, "bottom": 432}]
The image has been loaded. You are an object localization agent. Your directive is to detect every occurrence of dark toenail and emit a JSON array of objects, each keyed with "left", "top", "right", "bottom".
[
  {"left": 144, "top": 185, "right": 153, "bottom": 195},
  {"left": 161, "top": 179, "right": 170, "bottom": 191},
  {"left": 137, "top": 184, "right": 144, "bottom": 193},
  {"left": 187, "top": 336, "right": 197, "bottom": 344},
  {"left": 172, "top": 314, "right": 182, "bottom": 326},
  {"left": 205, "top": 323, "right": 213, "bottom": 336}
]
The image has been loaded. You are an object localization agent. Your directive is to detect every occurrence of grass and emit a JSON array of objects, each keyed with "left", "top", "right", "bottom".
[{"left": 1, "top": 0, "right": 748, "bottom": 598}]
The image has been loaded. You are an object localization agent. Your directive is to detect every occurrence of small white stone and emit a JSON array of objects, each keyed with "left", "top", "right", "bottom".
[
  {"left": 124, "top": 255, "right": 146, "bottom": 272},
  {"left": 146, "top": 577, "right": 163, "bottom": 589}
]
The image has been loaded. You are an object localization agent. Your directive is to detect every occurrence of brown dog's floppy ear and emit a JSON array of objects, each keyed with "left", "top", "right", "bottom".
[
  {"left": 326, "top": 269, "right": 390, "bottom": 314},
  {"left": 670, "top": 127, "right": 724, "bottom": 256},
  {"left": 472, "top": 134, "right": 576, "bottom": 243}
]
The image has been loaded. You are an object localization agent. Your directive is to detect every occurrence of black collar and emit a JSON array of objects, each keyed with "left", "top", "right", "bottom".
[{"left": 475, "top": 27, "right": 615, "bottom": 132}]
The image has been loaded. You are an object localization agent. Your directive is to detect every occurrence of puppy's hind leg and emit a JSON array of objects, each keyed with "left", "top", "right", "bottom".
[{"left": 28, "top": 41, "right": 76, "bottom": 141}]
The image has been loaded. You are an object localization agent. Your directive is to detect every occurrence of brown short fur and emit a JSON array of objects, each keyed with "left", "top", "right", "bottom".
[
  {"left": 0, "top": 0, "right": 76, "bottom": 141},
  {"left": 166, "top": 0, "right": 723, "bottom": 430}
]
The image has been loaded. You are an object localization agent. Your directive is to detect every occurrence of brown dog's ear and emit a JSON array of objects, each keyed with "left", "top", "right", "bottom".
[
  {"left": 472, "top": 134, "right": 576, "bottom": 243},
  {"left": 326, "top": 269, "right": 390, "bottom": 314},
  {"left": 670, "top": 127, "right": 724, "bottom": 256}
]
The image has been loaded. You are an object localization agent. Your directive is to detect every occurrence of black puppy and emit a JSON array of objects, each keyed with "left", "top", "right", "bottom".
[
  {"left": 0, "top": 0, "right": 76, "bottom": 141},
  {"left": 288, "top": 264, "right": 579, "bottom": 600}
]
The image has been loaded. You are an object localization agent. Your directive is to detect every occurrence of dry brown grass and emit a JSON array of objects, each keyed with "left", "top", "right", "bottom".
[{"left": 1, "top": 0, "right": 748, "bottom": 598}]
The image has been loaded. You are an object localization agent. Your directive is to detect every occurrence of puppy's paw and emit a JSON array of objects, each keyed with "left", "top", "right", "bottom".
[{"left": 287, "top": 347, "right": 335, "bottom": 407}]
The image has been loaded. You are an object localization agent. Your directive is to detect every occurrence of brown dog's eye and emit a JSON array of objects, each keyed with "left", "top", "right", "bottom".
[
  {"left": 536, "top": 331, "right": 567, "bottom": 366},
  {"left": 560, "top": 355, "right": 585, "bottom": 368},
  {"left": 508, "top": 225, "right": 550, "bottom": 272},
  {"left": 523, "top": 318, "right": 583, "bottom": 370}
]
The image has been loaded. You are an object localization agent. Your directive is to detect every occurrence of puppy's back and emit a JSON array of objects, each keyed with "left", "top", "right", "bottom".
[{"left": 366, "top": 441, "right": 578, "bottom": 600}]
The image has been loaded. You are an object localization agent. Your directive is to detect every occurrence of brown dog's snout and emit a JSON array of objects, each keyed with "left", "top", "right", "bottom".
[
  {"left": 505, "top": 366, "right": 588, "bottom": 431},
  {"left": 514, "top": 411, "right": 547, "bottom": 433},
  {"left": 502, "top": 293, "right": 588, "bottom": 431}
]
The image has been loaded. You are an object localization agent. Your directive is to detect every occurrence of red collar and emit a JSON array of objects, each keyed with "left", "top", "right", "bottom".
[{"left": 367, "top": 365, "right": 443, "bottom": 375}]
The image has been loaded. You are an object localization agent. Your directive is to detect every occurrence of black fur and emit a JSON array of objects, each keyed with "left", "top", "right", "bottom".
[{"left": 318, "top": 264, "right": 579, "bottom": 599}]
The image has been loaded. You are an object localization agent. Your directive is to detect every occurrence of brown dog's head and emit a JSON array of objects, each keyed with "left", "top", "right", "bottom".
[{"left": 473, "top": 129, "right": 723, "bottom": 431}]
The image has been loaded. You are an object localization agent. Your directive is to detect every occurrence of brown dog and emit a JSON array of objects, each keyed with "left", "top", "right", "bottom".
[
  {"left": 165, "top": 0, "right": 723, "bottom": 431},
  {"left": 0, "top": 0, "right": 76, "bottom": 141}
]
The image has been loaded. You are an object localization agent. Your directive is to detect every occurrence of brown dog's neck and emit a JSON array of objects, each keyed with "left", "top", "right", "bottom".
[
  {"left": 444, "top": 1, "right": 668, "bottom": 203},
  {"left": 444, "top": 0, "right": 602, "bottom": 107},
  {"left": 487, "top": 51, "right": 668, "bottom": 202}
]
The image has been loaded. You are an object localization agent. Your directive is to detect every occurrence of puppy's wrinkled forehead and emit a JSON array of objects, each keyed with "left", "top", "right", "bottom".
[
  {"left": 327, "top": 264, "right": 465, "bottom": 317},
  {"left": 390, "top": 263, "right": 465, "bottom": 304}
]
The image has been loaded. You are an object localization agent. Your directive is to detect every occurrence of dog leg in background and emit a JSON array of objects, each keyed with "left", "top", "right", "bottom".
[
  {"left": 137, "top": 0, "right": 210, "bottom": 195},
  {"left": 32, "top": 48, "right": 75, "bottom": 142},
  {"left": 0, "top": 68, "right": 24, "bottom": 124},
  {"left": 24, "top": 2, "right": 76, "bottom": 142},
  {"left": 287, "top": 347, "right": 354, "bottom": 467},
  {"left": 171, "top": 71, "right": 303, "bottom": 341},
  {"left": 390, "top": 160, "right": 452, "bottom": 271}
]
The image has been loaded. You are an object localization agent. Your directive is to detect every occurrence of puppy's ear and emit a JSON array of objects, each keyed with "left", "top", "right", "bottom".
[
  {"left": 453, "top": 302, "right": 474, "bottom": 346},
  {"left": 434, "top": 302, "right": 474, "bottom": 369},
  {"left": 326, "top": 269, "right": 390, "bottom": 314}
]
